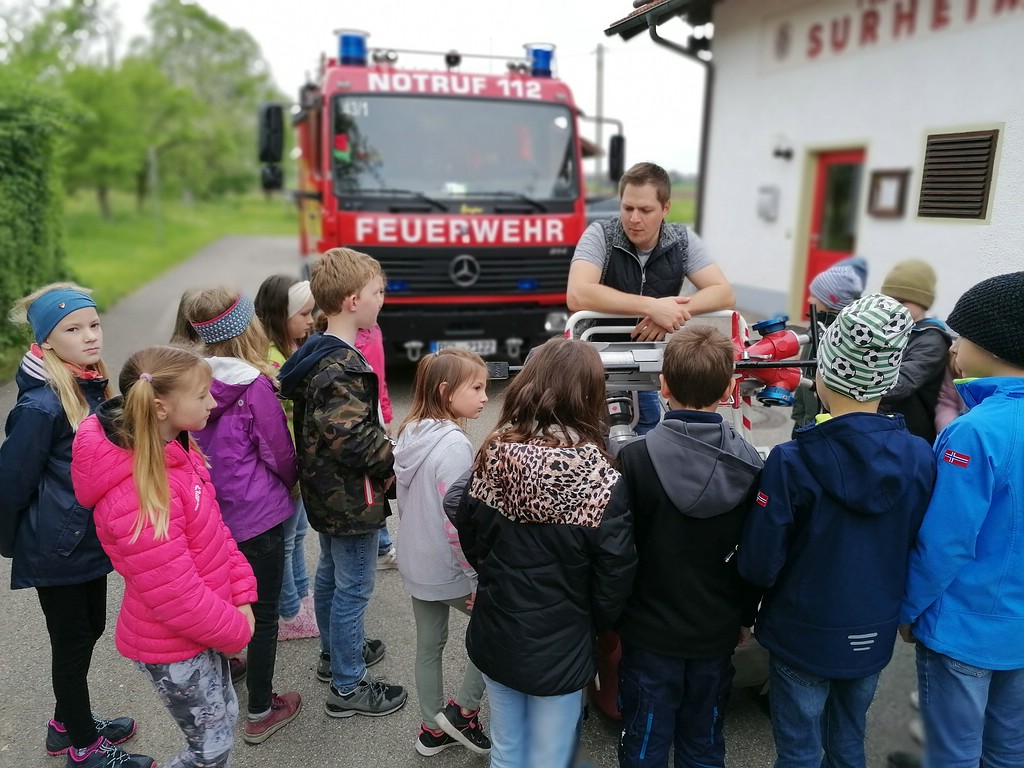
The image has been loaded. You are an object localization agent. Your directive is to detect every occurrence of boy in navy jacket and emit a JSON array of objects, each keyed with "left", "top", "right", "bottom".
[
  {"left": 899, "top": 272, "right": 1024, "bottom": 768},
  {"left": 616, "top": 325, "right": 763, "bottom": 768},
  {"left": 738, "top": 294, "right": 935, "bottom": 768}
]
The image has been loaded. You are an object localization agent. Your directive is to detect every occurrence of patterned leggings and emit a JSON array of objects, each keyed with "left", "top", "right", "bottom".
[{"left": 135, "top": 649, "right": 237, "bottom": 768}]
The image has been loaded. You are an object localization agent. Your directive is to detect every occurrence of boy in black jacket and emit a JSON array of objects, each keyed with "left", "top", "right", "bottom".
[{"left": 616, "top": 325, "right": 763, "bottom": 768}]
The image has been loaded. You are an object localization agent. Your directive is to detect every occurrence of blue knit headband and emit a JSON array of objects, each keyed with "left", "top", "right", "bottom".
[
  {"left": 27, "top": 289, "right": 97, "bottom": 343},
  {"left": 189, "top": 294, "right": 255, "bottom": 344}
]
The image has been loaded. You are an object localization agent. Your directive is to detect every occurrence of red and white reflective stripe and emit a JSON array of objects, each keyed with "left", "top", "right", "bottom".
[{"left": 363, "top": 476, "right": 375, "bottom": 505}]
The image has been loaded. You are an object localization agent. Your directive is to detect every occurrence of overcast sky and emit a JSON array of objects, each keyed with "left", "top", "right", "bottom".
[{"left": 115, "top": 0, "right": 707, "bottom": 174}]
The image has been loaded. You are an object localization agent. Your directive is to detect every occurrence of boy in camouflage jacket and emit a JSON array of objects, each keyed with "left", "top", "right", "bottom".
[{"left": 279, "top": 247, "right": 408, "bottom": 718}]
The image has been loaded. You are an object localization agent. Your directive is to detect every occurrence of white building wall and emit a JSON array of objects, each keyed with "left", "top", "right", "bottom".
[{"left": 702, "top": 0, "right": 1024, "bottom": 319}]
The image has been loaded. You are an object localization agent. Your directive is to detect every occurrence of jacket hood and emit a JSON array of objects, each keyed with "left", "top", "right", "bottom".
[
  {"left": 16, "top": 349, "right": 48, "bottom": 393},
  {"left": 394, "top": 419, "right": 462, "bottom": 490},
  {"left": 471, "top": 440, "right": 620, "bottom": 526},
  {"left": 914, "top": 316, "right": 953, "bottom": 340},
  {"left": 955, "top": 376, "right": 1024, "bottom": 411},
  {"left": 207, "top": 357, "right": 261, "bottom": 418},
  {"left": 278, "top": 333, "right": 354, "bottom": 398},
  {"left": 72, "top": 407, "right": 136, "bottom": 508},
  {"left": 645, "top": 415, "right": 763, "bottom": 518},
  {"left": 795, "top": 412, "right": 916, "bottom": 516}
]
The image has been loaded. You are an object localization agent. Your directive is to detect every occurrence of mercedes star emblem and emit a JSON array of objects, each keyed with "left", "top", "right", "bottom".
[{"left": 449, "top": 254, "right": 481, "bottom": 288}]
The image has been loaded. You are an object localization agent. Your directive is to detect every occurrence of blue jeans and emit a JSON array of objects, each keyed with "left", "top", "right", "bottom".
[
  {"left": 236, "top": 524, "right": 284, "bottom": 713},
  {"left": 768, "top": 654, "right": 879, "bottom": 768},
  {"left": 278, "top": 497, "right": 310, "bottom": 620},
  {"left": 917, "top": 643, "right": 1024, "bottom": 768},
  {"left": 377, "top": 525, "right": 394, "bottom": 556},
  {"left": 636, "top": 390, "right": 663, "bottom": 435},
  {"left": 483, "top": 674, "right": 583, "bottom": 768},
  {"left": 314, "top": 531, "right": 377, "bottom": 693},
  {"left": 618, "top": 641, "right": 734, "bottom": 768}
]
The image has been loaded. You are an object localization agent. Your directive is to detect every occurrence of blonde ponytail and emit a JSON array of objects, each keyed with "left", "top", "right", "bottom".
[{"left": 117, "top": 346, "right": 210, "bottom": 542}]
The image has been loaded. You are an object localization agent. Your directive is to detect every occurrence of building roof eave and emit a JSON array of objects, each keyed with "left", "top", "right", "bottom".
[{"left": 604, "top": 0, "right": 717, "bottom": 40}]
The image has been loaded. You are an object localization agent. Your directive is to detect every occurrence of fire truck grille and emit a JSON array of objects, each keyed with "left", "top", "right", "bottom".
[{"left": 371, "top": 247, "right": 570, "bottom": 295}]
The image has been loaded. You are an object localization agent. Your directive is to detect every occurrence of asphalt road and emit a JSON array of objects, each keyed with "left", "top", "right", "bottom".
[{"left": 0, "top": 237, "right": 921, "bottom": 767}]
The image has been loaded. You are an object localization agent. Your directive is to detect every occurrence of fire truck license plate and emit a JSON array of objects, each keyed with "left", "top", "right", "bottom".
[{"left": 430, "top": 340, "right": 498, "bottom": 355}]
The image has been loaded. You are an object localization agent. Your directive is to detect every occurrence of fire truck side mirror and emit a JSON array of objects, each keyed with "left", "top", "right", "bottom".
[
  {"left": 608, "top": 134, "right": 625, "bottom": 182},
  {"left": 258, "top": 103, "right": 285, "bottom": 164},
  {"left": 260, "top": 164, "right": 284, "bottom": 192}
]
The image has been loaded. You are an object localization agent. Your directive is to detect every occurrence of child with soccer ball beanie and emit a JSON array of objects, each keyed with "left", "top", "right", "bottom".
[
  {"left": 738, "top": 294, "right": 936, "bottom": 768},
  {"left": 899, "top": 271, "right": 1024, "bottom": 768}
]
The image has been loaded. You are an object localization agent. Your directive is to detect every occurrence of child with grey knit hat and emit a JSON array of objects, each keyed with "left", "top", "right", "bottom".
[
  {"left": 791, "top": 256, "right": 869, "bottom": 433},
  {"left": 739, "top": 294, "right": 936, "bottom": 768},
  {"left": 898, "top": 271, "right": 1024, "bottom": 768}
]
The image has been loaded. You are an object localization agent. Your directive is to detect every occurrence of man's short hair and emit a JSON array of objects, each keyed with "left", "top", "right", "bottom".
[
  {"left": 311, "top": 247, "right": 382, "bottom": 315},
  {"left": 662, "top": 325, "right": 735, "bottom": 409},
  {"left": 618, "top": 162, "right": 671, "bottom": 205}
]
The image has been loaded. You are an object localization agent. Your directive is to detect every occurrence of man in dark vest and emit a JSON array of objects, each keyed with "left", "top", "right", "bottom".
[{"left": 567, "top": 162, "right": 735, "bottom": 432}]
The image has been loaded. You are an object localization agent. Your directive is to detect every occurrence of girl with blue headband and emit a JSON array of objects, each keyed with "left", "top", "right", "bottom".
[{"left": 0, "top": 283, "right": 155, "bottom": 768}]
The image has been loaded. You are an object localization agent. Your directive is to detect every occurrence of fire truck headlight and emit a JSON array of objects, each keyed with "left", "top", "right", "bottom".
[{"left": 545, "top": 311, "right": 569, "bottom": 334}]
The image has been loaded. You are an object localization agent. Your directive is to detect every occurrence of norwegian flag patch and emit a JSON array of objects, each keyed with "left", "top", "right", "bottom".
[
  {"left": 756, "top": 491, "right": 769, "bottom": 507},
  {"left": 943, "top": 449, "right": 971, "bottom": 468}
]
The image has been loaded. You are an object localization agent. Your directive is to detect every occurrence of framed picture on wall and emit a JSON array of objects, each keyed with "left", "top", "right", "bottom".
[{"left": 867, "top": 169, "right": 911, "bottom": 218}]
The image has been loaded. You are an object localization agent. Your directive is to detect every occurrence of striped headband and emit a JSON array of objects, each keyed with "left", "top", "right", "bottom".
[
  {"left": 287, "top": 280, "right": 313, "bottom": 318},
  {"left": 190, "top": 294, "right": 255, "bottom": 344}
]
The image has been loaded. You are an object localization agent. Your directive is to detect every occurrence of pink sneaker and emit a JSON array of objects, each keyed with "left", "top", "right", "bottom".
[{"left": 278, "top": 609, "right": 319, "bottom": 641}]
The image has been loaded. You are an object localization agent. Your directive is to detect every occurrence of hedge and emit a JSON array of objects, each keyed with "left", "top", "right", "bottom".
[{"left": 0, "top": 70, "right": 72, "bottom": 353}]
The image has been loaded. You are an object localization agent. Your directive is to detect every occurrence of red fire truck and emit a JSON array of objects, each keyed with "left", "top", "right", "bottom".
[{"left": 259, "top": 30, "right": 622, "bottom": 361}]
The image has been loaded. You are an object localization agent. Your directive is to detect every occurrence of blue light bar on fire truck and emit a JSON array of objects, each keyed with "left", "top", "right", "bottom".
[
  {"left": 524, "top": 43, "right": 555, "bottom": 77},
  {"left": 336, "top": 29, "right": 369, "bottom": 66}
]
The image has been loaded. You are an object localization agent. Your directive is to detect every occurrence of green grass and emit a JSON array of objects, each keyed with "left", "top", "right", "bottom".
[
  {"left": 0, "top": 192, "right": 296, "bottom": 382},
  {"left": 63, "top": 191, "right": 296, "bottom": 309},
  {"left": 665, "top": 193, "right": 695, "bottom": 225}
]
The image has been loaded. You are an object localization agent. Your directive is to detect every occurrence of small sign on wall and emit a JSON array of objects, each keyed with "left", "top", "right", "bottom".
[
  {"left": 758, "top": 185, "right": 780, "bottom": 222},
  {"left": 867, "top": 169, "right": 910, "bottom": 218}
]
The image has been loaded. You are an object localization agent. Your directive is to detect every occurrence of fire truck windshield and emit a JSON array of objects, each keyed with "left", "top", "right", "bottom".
[{"left": 332, "top": 95, "right": 579, "bottom": 203}]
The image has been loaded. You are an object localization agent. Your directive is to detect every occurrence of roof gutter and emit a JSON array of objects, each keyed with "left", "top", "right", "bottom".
[{"left": 645, "top": 22, "right": 713, "bottom": 234}]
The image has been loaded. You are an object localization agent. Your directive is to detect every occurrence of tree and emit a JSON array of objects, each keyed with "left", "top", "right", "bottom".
[
  {"left": 59, "top": 64, "right": 144, "bottom": 218},
  {"left": 136, "top": 0, "right": 283, "bottom": 199},
  {"left": 0, "top": 0, "right": 116, "bottom": 77}
]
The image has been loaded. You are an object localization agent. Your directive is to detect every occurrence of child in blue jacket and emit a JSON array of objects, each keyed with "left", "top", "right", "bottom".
[
  {"left": 899, "top": 271, "right": 1024, "bottom": 768},
  {"left": 738, "top": 294, "right": 935, "bottom": 768}
]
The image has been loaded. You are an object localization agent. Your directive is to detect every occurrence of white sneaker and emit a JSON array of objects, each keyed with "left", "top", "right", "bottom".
[
  {"left": 909, "top": 716, "right": 924, "bottom": 745},
  {"left": 377, "top": 547, "right": 398, "bottom": 571}
]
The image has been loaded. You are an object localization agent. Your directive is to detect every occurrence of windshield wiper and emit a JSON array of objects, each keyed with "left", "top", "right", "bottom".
[
  {"left": 354, "top": 188, "right": 448, "bottom": 212},
  {"left": 467, "top": 191, "right": 548, "bottom": 212}
]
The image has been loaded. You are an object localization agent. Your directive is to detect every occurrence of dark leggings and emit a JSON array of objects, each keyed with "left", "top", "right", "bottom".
[
  {"left": 237, "top": 523, "right": 285, "bottom": 714},
  {"left": 36, "top": 576, "right": 107, "bottom": 749}
]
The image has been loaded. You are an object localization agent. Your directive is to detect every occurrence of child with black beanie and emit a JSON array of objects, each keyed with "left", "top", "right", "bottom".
[{"left": 899, "top": 271, "right": 1024, "bottom": 768}]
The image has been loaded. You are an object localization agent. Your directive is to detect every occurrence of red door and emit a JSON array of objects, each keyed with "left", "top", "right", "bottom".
[{"left": 803, "top": 148, "right": 865, "bottom": 309}]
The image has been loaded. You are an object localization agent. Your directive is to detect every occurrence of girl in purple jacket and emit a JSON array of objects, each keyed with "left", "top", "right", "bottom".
[{"left": 184, "top": 289, "right": 303, "bottom": 745}]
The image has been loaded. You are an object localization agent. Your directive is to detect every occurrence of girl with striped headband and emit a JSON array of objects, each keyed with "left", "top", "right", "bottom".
[{"left": 183, "top": 288, "right": 303, "bottom": 744}]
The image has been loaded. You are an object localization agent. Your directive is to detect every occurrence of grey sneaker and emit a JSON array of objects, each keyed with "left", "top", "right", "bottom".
[
  {"left": 325, "top": 676, "right": 407, "bottom": 718},
  {"left": 316, "top": 640, "right": 386, "bottom": 683}
]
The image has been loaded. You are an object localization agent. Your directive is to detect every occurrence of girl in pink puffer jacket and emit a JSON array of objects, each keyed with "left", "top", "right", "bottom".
[{"left": 72, "top": 345, "right": 256, "bottom": 768}]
